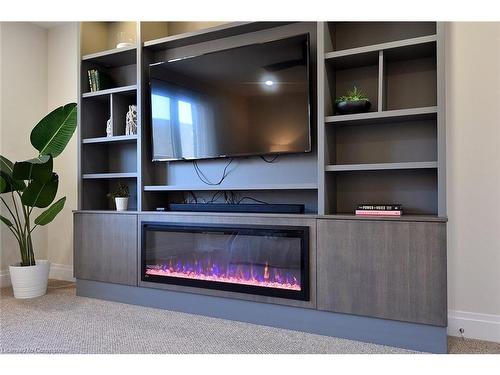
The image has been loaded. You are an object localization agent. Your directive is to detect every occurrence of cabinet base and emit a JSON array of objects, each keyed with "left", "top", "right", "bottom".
[{"left": 76, "top": 279, "right": 447, "bottom": 353}]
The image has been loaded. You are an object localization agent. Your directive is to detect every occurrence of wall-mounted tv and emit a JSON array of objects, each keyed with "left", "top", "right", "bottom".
[{"left": 149, "top": 33, "right": 311, "bottom": 161}]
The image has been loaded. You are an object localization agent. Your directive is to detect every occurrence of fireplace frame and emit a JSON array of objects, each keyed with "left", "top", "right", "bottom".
[{"left": 141, "top": 222, "right": 310, "bottom": 301}]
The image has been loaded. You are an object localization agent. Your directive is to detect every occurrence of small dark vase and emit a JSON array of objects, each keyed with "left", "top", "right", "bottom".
[{"left": 336, "top": 99, "right": 371, "bottom": 115}]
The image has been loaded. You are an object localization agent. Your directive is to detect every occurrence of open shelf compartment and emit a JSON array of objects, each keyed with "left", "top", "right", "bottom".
[
  {"left": 82, "top": 177, "right": 138, "bottom": 211},
  {"left": 325, "top": 22, "right": 436, "bottom": 53},
  {"left": 325, "top": 115, "right": 437, "bottom": 165},
  {"left": 82, "top": 142, "right": 137, "bottom": 175},
  {"left": 325, "top": 169, "right": 438, "bottom": 215},
  {"left": 142, "top": 188, "right": 319, "bottom": 214},
  {"left": 325, "top": 55, "right": 379, "bottom": 117},
  {"left": 80, "top": 22, "right": 137, "bottom": 56},
  {"left": 383, "top": 41, "right": 437, "bottom": 111}
]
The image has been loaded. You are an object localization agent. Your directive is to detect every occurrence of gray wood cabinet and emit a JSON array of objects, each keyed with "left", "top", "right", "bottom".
[
  {"left": 74, "top": 212, "right": 138, "bottom": 286},
  {"left": 317, "top": 219, "right": 447, "bottom": 326}
]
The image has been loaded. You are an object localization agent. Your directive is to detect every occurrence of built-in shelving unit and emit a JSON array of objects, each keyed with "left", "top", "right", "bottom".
[
  {"left": 78, "top": 22, "right": 141, "bottom": 211},
  {"left": 318, "top": 21, "right": 445, "bottom": 215},
  {"left": 77, "top": 21, "right": 445, "bottom": 217},
  {"left": 74, "top": 22, "right": 448, "bottom": 353}
]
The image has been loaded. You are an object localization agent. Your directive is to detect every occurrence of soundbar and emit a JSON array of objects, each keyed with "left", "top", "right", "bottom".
[{"left": 162, "top": 203, "right": 305, "bottom": 214}]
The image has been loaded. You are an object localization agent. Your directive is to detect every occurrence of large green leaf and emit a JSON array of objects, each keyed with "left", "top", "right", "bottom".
[
  {"left": 30, "top": 103, "right": 77, "bottom": 158},
  {"left": 21, "top": 173, "right": 59, "bottom": 208},
  {"left": 13, "top": 155, "right": 53, "bottom": 182},
  {"left": 0, "top": 175, "right": 6, "bottom": 193},
  {"left": 0, "top": 155, "right": 14, "bottom": 175},
  {"left": 34, "top": 196, "right": 66, "bottom": 226},
  {"left": 0, "top": 155, "right": 26, "bottom": 192},
  {"left": 0, "top": 214, "right": 13, "bottom": 227}
]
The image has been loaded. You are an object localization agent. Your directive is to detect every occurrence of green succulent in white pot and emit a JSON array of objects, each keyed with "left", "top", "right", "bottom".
[{"left": 0, "top": 103, "right": 77, "bottom": 299}]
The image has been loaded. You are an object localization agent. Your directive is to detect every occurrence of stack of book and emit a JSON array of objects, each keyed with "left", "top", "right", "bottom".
[
  {"left": 87, "top": 69, "right": 110, "bottom": 92},
  {"left": 355, "top": 204, "right": 403, "bottom": 216}
]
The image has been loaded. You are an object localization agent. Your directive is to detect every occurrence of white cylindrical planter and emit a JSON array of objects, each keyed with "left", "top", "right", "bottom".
[
  {"left": 9, "top": 260, "right": 50, "bottom": 299},
  {"left": 115, "top": 197, "right": 129, "bottom": 211}
]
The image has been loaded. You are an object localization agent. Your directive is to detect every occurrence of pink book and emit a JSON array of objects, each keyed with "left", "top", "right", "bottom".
[{"left": 355, "top": 210, "right": 402, "bottom": 216}]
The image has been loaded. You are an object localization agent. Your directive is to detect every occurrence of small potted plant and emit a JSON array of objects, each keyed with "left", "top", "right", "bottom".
[
  {"left": 0, "top": 103, "right": 77, "bottom": 299},
  {"left": 335, "top": 86, "right": 371, "bottom": 115},
  {"left": 108, "top": 183, "right": 130, "bottom": 211}
]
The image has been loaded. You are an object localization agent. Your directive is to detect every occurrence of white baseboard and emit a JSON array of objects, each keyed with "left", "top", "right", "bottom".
[
  {"left": 0, "top": 269, "right": 11, "bottom": 288},
  {"left": 49, "top": 263, "right": 75, "bottom": 282},
  {"left": 0, "top": 263, "right": 74, "bottom": 287},
  {"left": 448, "top": 310, "right": 500, "bottom": 343}
]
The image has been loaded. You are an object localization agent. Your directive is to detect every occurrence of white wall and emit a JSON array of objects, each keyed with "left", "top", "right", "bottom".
[
  {"left": 446, "top": 22, "right": 500, "bottom": 342},
  {"left": 0, "top": 22, "right": 77, "bottom": 284},
  {"left": 46, "top": 23, "right": 78, "bottom": 274},
  {"left": 0, "top": 23, "right": 49, "bottom": 274}
]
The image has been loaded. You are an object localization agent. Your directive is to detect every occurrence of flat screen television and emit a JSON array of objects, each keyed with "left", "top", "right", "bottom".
[{"left": 149, "top": 33, "right": 311, "bottom": 161}]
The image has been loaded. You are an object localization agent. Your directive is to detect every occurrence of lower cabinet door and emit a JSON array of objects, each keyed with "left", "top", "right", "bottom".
[
  {"left": 74, "top": 213, "right": 137, "bottom": 286},
  {"left": 317, "top": 219, "right": 447, "bottom": 326}
]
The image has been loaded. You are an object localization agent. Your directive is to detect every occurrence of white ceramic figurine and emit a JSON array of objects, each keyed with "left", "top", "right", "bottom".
[{"left": 125, "top": 105, "right": 137, "bottom": 135}]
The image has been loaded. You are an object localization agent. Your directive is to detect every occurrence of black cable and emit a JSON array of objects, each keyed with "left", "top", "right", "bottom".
[
  {"left": 237, "top": 196, "right": 269, "bottom": 205},
  {"left": 225, "top": 191, "right": 238, "bottom": 204},
  {"left": 230, "top": 191, "right": 238, "bottom": 204},
  {"left": 208, "top": 190, "right": 223, "bottom": 203},
  {"left": 193, "top": 158, "right": 234, "bottom": 186},
  {"left": 260, "top": 154, "right": 280, "bottom": 163},
  {"left": 184, "top": 191, "right": 198, "bottom": 204}
]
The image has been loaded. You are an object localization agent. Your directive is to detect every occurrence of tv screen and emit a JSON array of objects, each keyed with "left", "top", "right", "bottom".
[{"left": 149, "top": 33, "right": 311, "bottom": 161}]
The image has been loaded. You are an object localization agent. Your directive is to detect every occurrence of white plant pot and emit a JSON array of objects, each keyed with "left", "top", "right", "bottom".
[
  {"left": 9, "top": 260, "right": 50, "bottom": 299},
  {"left": 115, "top": 197, "right": 129, "bottom": 211}
]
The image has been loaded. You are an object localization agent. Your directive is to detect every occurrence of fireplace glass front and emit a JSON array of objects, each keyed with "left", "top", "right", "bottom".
[{"left": 141, "top": 222, "right": 309, "bottom": 300}]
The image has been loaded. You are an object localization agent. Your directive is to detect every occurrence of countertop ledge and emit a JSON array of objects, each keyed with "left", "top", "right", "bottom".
[{"left": 73, "top": 210, "right": 448, "bottom": 223}]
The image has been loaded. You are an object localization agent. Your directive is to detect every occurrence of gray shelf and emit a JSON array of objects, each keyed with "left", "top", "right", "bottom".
[
  {"left": 82, "top": 173, "right": 138, "bottom": 179},
  {"left": 82, "top": 85, "right": 137, "bottom": 98},
  {"left": 82, "top": 135, "right": 138, "bottom": 144},
  {"left": 72, "top": 210, "right": 446, "bottom": 222},
  {"left": 325, "top": 161, "right": 438, "bottom": 172},
  {"left": 82, "top": 46, "right": 137, "bottom": 68},
  {"left": 325, "top": 106, "right": 437, "bottom": 125},
  {"left": 325, "top": 35, "right": 437, "bottom": 61},
  {"left": 322, "top": 213, "right": 446, "bottom": 222},
  {"left": 143, "top": 22, "right": 288, "bottom": 50},
  {"left": 144, "top": 183, "right": 319, "bottom": 192}
]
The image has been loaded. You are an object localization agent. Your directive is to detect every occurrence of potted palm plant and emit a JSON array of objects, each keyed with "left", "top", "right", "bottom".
[
  {"left": 107, "top": 183, "right": 130, "bottom": 211},
  {"left": 0, "top": 103, "right": 77, "bottom": 299}
]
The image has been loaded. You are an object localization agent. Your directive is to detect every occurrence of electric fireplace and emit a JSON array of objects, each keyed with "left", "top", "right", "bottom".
[{"left": 141, "top": 222, "right": 309, "bottom": 300}]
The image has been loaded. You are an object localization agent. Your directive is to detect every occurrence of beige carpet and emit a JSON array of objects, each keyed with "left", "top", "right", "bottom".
[
  {"left": 0, "top": 281, "right": 416, "bottom": 354},
  {"left": 448, "top": 336, "right": 500, "bottom": 354},
  {"left": 1, "top": 281, "right": 498, "bottom": 354}
]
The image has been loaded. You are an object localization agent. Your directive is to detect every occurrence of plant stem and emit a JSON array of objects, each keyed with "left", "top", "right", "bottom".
[
  {"left": 21, "top": 199, "right": 35, "bottom": 266},
  {"left": 11, "top": 193, "right": 24, "bottom": 237},
  {"left": 0, "top": 196, "right": 21, "bottom": 240}
]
